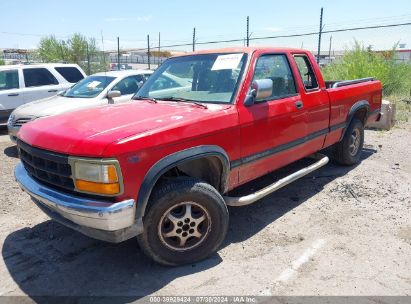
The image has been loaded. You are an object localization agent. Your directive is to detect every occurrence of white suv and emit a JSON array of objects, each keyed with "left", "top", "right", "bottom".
[
  {"left": 8, "top": 70, "right": 153, "bottom": 142},
  {"left": 0, "top": 64, "right": 86, "bottom": 125}
]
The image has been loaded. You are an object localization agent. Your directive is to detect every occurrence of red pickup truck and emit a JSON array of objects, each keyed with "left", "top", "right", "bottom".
[{"left": 15, "top": 47, "right": 382, "bottom": 265}]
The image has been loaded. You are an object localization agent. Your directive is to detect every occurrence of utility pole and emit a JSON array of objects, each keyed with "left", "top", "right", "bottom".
[
  {"left": 86, "top": 42, "right": 91, "bottom": 75},
  {"left": 147, "top": 34, "right": 151, "bottom": 70},
  {"left": 246, "top": 16, "right": 250, "bottom": 47},
  {"left": 317, "top": 7, "right": 324, "bottom": 64},
  {"left": 328, "top": 35, "right": 332, "bottom": 64},
  {"left": 117, "top": 37, "right": 120, "bottom": 70},
  {"left": 158, "top": 32, "right": 161, "bottom": 65},
  {"left": 192, "top": 27, "right": 196, "bottom": 52}
]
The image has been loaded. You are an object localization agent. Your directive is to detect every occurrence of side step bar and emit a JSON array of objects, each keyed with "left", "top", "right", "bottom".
[{"left": 224, "top": 153, "right": 329, "bottom": 207}]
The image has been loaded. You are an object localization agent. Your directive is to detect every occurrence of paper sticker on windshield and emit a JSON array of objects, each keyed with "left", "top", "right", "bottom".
[
  {"left": 211, "top": 54, "right": 243, "bottom": 70},
  {"left": 87, "top": 81, "right": 101, "bottom": 89}
]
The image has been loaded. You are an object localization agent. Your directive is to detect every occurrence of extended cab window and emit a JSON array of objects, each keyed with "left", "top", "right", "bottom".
[
  {"left": 294, "top": 55, "right": 319, "bottom": 90},
  {"left": 55, "top": 67, "right": 84, "bottom": 83},
  {"left": 0, "top": 70, "right": 19, "bottom": 91},
  {"left": 252, "top": 54, "right": 297, "bottom": 100},
  {"left": 23, "top": 68, "right": 59, "bottom": 87}
]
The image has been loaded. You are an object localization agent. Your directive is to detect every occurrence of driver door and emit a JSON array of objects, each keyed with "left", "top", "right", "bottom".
[{"left": 237, "top": 53, "right": 307, "bottom": 184}]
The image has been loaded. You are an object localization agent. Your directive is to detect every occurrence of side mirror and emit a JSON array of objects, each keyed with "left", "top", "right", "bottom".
[
  {"left": 244, "top": 79, "right": 273, "bottom": 106},
  {"left": 107, "top": 90, "right": 121, "bottom": 104},
  {"left": 107, "top": 90, "right": 121, "bottom": 99}
]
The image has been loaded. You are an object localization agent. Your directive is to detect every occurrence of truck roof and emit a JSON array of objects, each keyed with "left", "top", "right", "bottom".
[
  {"left": 179, "top": 46, "right": 308, "bottom": 57},
  {"left": 0, "top": 63, "right": 82, "bottom": 70},
  {"left": 93, "top": 69, "right": 153, "bottom": 77}
]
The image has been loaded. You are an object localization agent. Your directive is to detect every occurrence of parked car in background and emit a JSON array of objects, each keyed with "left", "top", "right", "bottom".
[
  {"left": 0, "top": 64, "right": 86, "bottom": 125},
  {"left": 8, "top": 69, "right": 153, "bottom": 142},
  {"left": 110, "top": 63, "right": 132, "bottom": 71}
]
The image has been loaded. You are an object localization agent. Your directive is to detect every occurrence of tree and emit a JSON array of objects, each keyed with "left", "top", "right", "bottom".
[
  {"left": 38, "top": 35, "right": 68, "bottom": 62},
  {"left": 38, "top": 33, "right": 107, "bottom": 74},
  {"left": 0, "top": 58, "right": 5, "bottom": 65}
]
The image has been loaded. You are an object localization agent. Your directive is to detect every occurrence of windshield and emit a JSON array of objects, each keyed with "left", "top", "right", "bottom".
[
  {"left": 63, "top": 75, "right": 115, "bottom": 98},
  {"left": 135, "top": 53, "right": 247, "bottom": 104}
]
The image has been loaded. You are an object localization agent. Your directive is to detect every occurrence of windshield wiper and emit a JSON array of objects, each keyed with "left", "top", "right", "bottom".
[
  {"left": 156, "top": 97, "right": 208, "bottom": 109},
  {"left": 133, "top": 96, "right": 158, "bottom": 103}
]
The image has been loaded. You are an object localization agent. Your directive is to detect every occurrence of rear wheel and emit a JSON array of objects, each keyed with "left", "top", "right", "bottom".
[
  {"left": 137, "top": 178, "right": 229, "bottom": 266},
  {"left": 333, "top": 118, "right": 364, "bottom": 165}
]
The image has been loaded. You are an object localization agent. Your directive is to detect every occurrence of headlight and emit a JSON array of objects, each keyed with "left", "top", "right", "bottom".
[
  {"left": 70, "top": 159, "right": 123, "bottom": 196},
  {"left": 7, "top": 114, "right": 15, "bottom": 125}
]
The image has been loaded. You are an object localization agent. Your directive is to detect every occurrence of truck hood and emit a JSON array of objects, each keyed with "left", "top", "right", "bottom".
[
  {"left": 18, "top": 101, "right": 234, "bottom": 156},
  {"left": 13, "top": 95, "right": 105, "bottom": 118}
]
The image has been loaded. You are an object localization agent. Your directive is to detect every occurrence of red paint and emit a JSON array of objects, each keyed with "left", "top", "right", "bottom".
[{"left": 18, "top": 47, "right": 382, "bottom": 202}]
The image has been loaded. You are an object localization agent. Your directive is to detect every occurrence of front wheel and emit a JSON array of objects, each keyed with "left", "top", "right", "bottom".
[
  {"left": 137, "top": 178, "right": 229, "bottom": 266},
  {"left": 333, "top": 118, "right": 364, "bottom": 166}
]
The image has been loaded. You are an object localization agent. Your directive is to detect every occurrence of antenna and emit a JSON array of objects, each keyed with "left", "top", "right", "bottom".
[{"left": 317, "top": 7, "right": 324, "bottom": 64}]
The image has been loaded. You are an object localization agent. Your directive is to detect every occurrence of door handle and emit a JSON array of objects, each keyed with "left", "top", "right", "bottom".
[
  {"left": 295, "top": 100, "right": 303, "bottom": 109},
  {"left": 8, "top": 93, "right": 19, "bottom": 97},
  {"left": 48, "top": 89, "right": 58, "bottom": 92}
]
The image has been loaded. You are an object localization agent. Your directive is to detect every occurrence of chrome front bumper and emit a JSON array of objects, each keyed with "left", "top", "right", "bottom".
[
  {"left": 15, "top": 162, "right": 142, "bottom": 242},
  {"left": 7, "top": 125, "right": 19, "bottom": 143}
]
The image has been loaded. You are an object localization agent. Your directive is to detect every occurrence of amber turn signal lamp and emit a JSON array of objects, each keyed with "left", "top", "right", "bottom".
[{"left": 75, "top": 180, "right": 120, "bottom": 195}]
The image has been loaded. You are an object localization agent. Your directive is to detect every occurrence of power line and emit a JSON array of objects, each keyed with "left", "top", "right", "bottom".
[
  {"left": 0, "top": 31, "right": 69, "bottom": 39},
  {"left": 246, "top": 22, "right": 411, "bottom": 42},
  {"left": 120, "top": 15, "right": 411, "bottom": 46},
  {"left": 124, "top": 21, "right": 411, "bottom": 52},
  {"left": 2, "top": 21, "right": 411, "bottom": 52},
  {"left": 250, "top": 14, "right": 411, "bottom": 36}
]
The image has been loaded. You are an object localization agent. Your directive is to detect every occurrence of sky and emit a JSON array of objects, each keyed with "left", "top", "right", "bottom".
[{"left": 1, "top": 0, "right": 411, "bottom": 52}]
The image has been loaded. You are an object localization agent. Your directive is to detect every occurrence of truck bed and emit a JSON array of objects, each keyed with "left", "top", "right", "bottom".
[{"left": 325, "top": 77, "right": 382, "bottom": 129}]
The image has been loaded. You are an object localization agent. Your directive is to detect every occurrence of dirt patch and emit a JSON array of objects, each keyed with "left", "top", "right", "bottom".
[
  {"left": 398, "top": 227, "right": 411, "bottom": 245},
  {"left": 0, "top": 122, "right": 410, "bottom": 297}
]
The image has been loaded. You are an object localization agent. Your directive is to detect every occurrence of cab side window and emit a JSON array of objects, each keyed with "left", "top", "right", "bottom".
[
  {"left": 23, "top": 68, "right": 59, "bottom": 87},
  {"left": 55, "top": 67, "right": 84, "bottom": 83},
  {"left": 112, "top": 76, "right": 141, "bottom": 95},
  {"left": 294, "top": 55, "right": 319, "bottom": 90},
  {"left": 0, "top": 70, "right": 19, "bottom": 91},
  {"left": 252, "top": 54, "right": 297, "bottom": 100}
]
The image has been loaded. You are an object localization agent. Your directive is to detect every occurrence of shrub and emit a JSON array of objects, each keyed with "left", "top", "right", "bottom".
[{"left": 322, "top": 42, "right": 411, "bottom": 96}]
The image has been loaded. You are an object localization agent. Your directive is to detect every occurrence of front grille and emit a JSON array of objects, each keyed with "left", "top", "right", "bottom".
[
  {"left": 17, "top": 140, "right": 74, "bottom": 191},
  {"left": 11, "top": 117, "right": 35, "bottom": 127}
]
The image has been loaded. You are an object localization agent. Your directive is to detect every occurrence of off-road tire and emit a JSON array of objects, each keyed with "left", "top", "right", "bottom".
[
  {"left": 137, "top": 177, "right": 229, "bottom": 266},
  {"left": 333, "top": 118, "right": 364, "bottom": 166}
]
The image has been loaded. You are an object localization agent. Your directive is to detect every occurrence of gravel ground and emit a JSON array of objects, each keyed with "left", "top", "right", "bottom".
[{"left": 0, "top": 123, "right": 410, "bottom": 299}]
